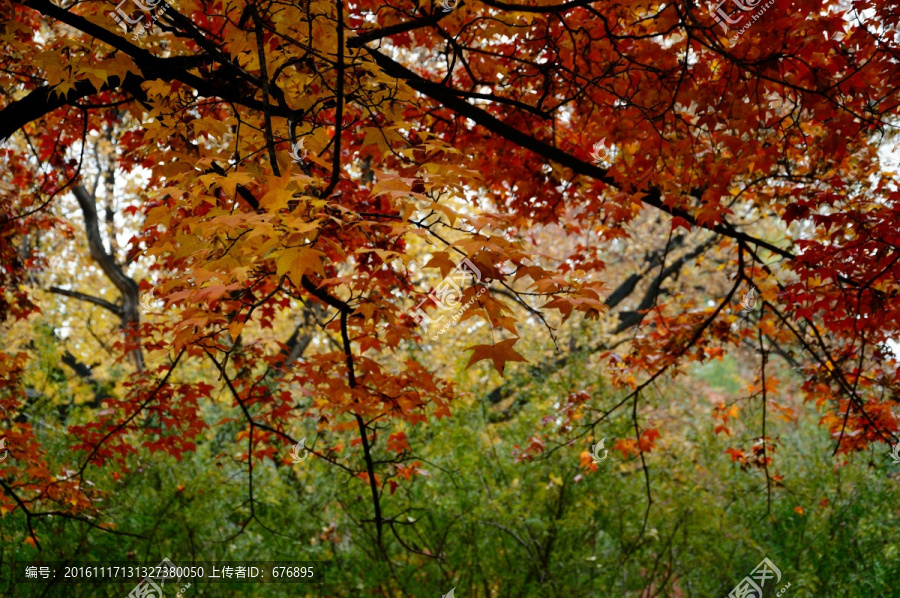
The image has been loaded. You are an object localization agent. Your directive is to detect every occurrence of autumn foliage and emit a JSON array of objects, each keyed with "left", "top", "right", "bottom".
[{"left": 1, "top": 0, "right": 900, "bottom": 585}]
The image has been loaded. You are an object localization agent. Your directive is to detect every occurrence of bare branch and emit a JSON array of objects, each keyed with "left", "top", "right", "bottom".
[
  {"left": 72, "top": 184, "right": 143, "bottom": 370},
  {"left": 48, "top": 286, "right": 123, "bottom": 317}
]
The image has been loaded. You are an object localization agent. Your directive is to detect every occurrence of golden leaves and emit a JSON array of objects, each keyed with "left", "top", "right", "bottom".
[{"left": 275, "top": 247, "right": 327, "bottom": 284}]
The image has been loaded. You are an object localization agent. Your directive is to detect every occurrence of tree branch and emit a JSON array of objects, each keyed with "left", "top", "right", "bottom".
[
  {"left": 72, "top": 184, "right": 144, "bottom": 370},
  {"left": 60, "top": 351, "right": 113, "bottom": 408},
  {"left": 347, "top": 11, "right": 452, "bottom": 48},
  {"left": 363, "top": 48, "right": 795, "bottom": 261},
  {"left": 48, "top": 286, "right": 123, "bottom": 317}
]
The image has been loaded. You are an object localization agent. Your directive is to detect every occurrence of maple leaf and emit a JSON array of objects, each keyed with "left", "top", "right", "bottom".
[
  {"left": 579, "top": 451, "right": 597, "bottom": 469},
  {"left": 276, "top": 247, "right": 326, "bottom": 284},
  {"left": 638, "top": 429, "right": 661, "bottom": 452},
  {"left": 387, "top": 431, "right": 410, "bottom": 454},
  {"left": 424, "top": 251, "right": 460, "bottom": 279},
  {"left": 670, "top": 216, "right": 692, "bottom": 232},
  {"left": 464, "top": 338, "right": 528, "bottom": 374},
  {"left": 613, "top": 438, "right": 638, "bottom": 459},
  {"left": 725, "top": 448, "right": 746, "bottom": 462}
]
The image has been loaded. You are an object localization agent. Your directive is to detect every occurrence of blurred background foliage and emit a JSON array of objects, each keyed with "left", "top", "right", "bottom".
[{"left": 2, "top": 335, "right": 898, "bottom": 597}]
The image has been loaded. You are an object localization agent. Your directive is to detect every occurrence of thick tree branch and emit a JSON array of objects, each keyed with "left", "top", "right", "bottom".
[
  {"left": 363, "top": 48, "right": 795, "bottom": 262},
  {"left": 275, "top": 305, "right": 322, "bottom": 368},
  {"left": 72, "top": 184, "right": 144, "bottom": 370},
  {"left": 321, "top": 0, "right": 346, "bottom": 198},
  {"left": 613, "top": 236, "right": 717, "bottom": 333},
  {"left": 477, "top": 0, "right": 595, "bottom": 12},
  {"left": 0, "top": 28, "right": 203, "bottom": 142},
  {"left": 60, "top": 351, "right": 113, "bottom": 408},
  {"left": 347, "top": 11, "right": 452, "bottom": 47},
  {"left": 2, "top": 0, "right": 292, "bottom": 141},
  {"left": 48, "top": 286, "right": 123, "bottom": 317}
]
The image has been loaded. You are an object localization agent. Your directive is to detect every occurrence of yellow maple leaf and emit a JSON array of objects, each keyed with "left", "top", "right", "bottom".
[{"left": 276, "top": 247, "right": 326, "bottom": 283}]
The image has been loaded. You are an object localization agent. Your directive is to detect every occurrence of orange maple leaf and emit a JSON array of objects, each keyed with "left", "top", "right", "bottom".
[
  {"left": 725, "top": 447, "right": 745, "bottom": 462},
  {"left": 638, "top": 429, "right": 661, "bottom": 452},
  {"left": 387, "top": 431, "right": 410, "bottom": 454},
  {"left": 464, "top": 337, "right": 528, "bottom": 374},
  {"left": 613, "top": 438, "right": 638, "bottom": 458}
]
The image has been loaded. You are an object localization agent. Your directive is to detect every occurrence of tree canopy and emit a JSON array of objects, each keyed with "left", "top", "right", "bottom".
[{"left": 2, "top": 0, "right": 900, "bottom": 593}]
